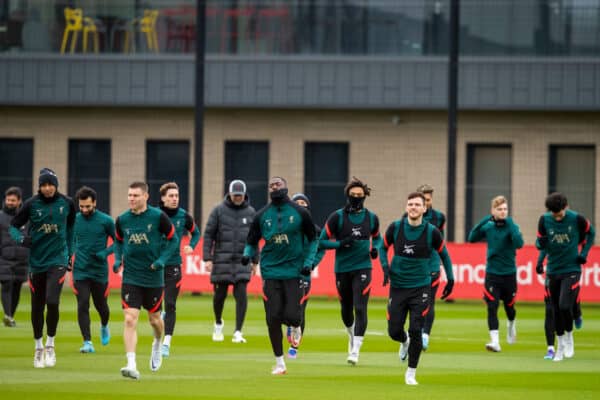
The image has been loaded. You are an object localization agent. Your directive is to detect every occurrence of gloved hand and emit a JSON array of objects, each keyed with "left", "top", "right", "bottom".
[
  {"left": 21, "top": 236, "right": 32, "bottom": 248},
  {"left": 113, "top": 261, "right": 121, "bottom": 274},
  {"left": 300, "top": 266, "right": 312, "bottom": 276},
  {"left": 576, "top": 255, "right": 587, "bottom": 265},
  {"left": 339, "top": 237, "right": 355, "bottom": 248},
  {"left": 441, "top": 280, "right": 454, "bottom": 299},
  {"left": 494, "top": 218, "right": 506, "bottom": 227},
  {"left": 537, "top": 236, "right": 548, "bottom": 249},
  {"left": 241, "top": 256, "right": 250, "bottom": 266},
  {"left": 382, "top": 268, "right": 390, "bottom": 286},
  {"left": 535, "top": 262, "right": 544, "bottom": 274},
  {"left": 369, "top": 247, "right": 378, "bottom": 259}
]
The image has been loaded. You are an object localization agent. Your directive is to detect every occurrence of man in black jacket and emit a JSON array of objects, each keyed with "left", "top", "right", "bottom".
[
  {"left": 0, "top": 187, "right": 29, "bottom": 327},
  {"left": 203, "top": 180, "right": 257, "bottom": 344}
]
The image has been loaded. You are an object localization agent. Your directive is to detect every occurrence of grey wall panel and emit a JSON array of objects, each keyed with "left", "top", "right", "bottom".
[{"left": 0, "top": 55, "right": 599, "bottom": 110}]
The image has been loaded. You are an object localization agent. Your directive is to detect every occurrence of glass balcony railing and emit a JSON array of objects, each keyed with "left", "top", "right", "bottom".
[{"left": 1, "top": 0, "right": 599, "bottom": 57}]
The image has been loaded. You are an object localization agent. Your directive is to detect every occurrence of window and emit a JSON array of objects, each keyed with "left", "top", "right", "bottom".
[
  {"left": 304, "top": 142, "right": 349, "bottom": 227},
  {"left": 68, "top": 140, "right": 111, "bottom": 213},
  {"left": 549, "top": 145, "right": 595, "bottom": 221},
  {"left": 225, "top": 141, "right": 269, "bottom": 210},
  {"left": 0, "top": 138, "right": 34, "bottom": 200},
  {"left": 146, "top": 141, "right": 190, "bottom": 210},
  {"left": 466, "top": 144, "right": 512, "bottom": 239}
]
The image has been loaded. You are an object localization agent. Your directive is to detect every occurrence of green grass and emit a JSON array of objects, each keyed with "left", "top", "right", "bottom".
[{"left": 1, "top": 291, "right": 599, "bottom": 399}]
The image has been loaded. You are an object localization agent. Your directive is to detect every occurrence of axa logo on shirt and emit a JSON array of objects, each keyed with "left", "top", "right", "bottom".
[
  {"left": 551, "top": 233, "right": 571, "bottom": 244},
  {"left": 128, "top": 233, "right": 150, "bottom": 245},
  {"left": 271, "top": 233, "right": 289, "bottom": 245},
  {"left": 37, "top": 223, "right": 59, "bottom": 234}
]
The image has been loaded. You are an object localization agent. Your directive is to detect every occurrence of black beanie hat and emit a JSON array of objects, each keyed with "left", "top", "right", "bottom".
[
  {"left": 291, "top": 193, "right": 310, "bottom": 209},
  {"left": 39, "top": 168, "right": 59, "bottom": 188}
]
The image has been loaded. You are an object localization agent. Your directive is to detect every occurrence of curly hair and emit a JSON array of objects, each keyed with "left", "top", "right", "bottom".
[{"left": 344, "top": 176, "right": 371, "bottom": 196}]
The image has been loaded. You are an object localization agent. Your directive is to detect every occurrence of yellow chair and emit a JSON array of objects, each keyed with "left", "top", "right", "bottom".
[
  {"left": 60, "top": 7, "right": 82, "bottom": 54},
  {"left": 124, "top": 9, "right": 159, "bottom": 53},
  {"left": 60, "top": 7, "right": 101, "bottom": 54}
]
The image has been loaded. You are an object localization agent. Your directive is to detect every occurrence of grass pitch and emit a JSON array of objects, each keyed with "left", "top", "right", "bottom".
[{"left": 1, "top": 290, "right": 599, "bottom": 400}]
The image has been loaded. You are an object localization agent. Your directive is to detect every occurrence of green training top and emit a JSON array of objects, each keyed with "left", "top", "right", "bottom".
[
  {"left": 536, "top": 209, "right": 595, "bottom": 276},
  {"left": 161, "top": 206, "right": 200, "bottom": 266},
  {"left": 10, "top": 192, "right": 76, "bottom": 273},
  {"left": 243, "top": 198, "right": 317, "bottom": 280},
  {"left": 318, "top": 208, "right": 383, "bottom": 273},
  {"left": 115, "top": 206, "right": 178, "bottom": 288},
  {"left": 380, "top": 218, "right": 453, "bottom": 289},
  {"left": 72, "top": 210, "right": 116, "bottom": 283},
  {"left": 467, "top": 215, "right": 524, "bottom": 276}
]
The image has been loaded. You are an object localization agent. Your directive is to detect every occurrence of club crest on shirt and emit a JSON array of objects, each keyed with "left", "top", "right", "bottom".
[
  {"left": 265, "top": 219, "right": 272, "bottom": 228},
  {"left": 59, "top": 206, "right": 64, "bottom": 214},
  {"left": 147, "top": 224, "right": 153, "bottom": 232},
  {"left": 242, "top": 218, "right": 247, "bottom": 224},
  {"left": 289, "top": 216, "right": 294, "bottom": 224}
]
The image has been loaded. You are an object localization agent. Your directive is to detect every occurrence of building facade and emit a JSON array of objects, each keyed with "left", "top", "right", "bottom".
[{"left": 1, "top": 0, "right": 599, "bottom": 243}]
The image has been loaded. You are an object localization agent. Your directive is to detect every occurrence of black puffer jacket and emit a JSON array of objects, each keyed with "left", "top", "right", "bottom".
[
  {"left": 203, "top": 195, "right": 257, "bottom": 283},
  {"left": 0, "top": 207, "right": 29, "bottom": 282}
]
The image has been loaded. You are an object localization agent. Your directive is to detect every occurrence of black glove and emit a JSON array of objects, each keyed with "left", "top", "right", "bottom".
[
  {"left": 441, "top": 280, "right": 454, "bottom": 300},
  {"left": 576, "top": 255, "right": 587, "bottom": 265},
  {"left": 538, "top": 236, "right": 548, "bottom": 249},
  {"left": 339, "top": 237, "right": 355, "bottom": 248},
  {"left": 300, "top": 266, "right": 312, "bottom": 276},
  {"left": 370, "top": 248, "right": 378, "bottom": 260},
  {"left": 112, "top": 262, "right": 121, "bottom": 273},
  {"left": 21, "top": 236, "right": 32, "bottom": 248},
  {"left": 241, "top": 256, "right": 250, "bottom": 266},
  {"left": 535, "top": 262, "right": 544, "bottom": 274},
  {"left": 382, "top": 270, "right": 389, "bottom": 286},
  {"left": 494, "top": 218, "right": 506, "bottom": 227}
]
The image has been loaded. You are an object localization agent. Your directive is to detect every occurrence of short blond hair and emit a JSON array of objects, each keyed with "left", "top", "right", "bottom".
[{"left": 491, "top": 195, "right": 507, "bottom": 209}]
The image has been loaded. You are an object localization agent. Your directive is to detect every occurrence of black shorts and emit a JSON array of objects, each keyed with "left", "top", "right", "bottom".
[
  {"left": 483, "top": 273, "right": 517, "bottom": 306},
  {"left": 387, "top": 285, "right": 431, "bottom": 328},
  {"left": 121, "top": 283, "right": 164, "bottom": 313}
]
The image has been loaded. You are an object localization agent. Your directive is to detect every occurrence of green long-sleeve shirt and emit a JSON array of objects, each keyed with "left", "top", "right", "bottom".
[
  {"left": 73, "top": 210, "right": 116, "bottom": 283},
  {"left": 115, "top": 206, "right": 178, "bottom": 288},
  {"left": 380, "top": 219, "right": 453, "bottom": 289},
  {"left": 243, "top": 198, "right": 317, "bottom": 280},
  {"left": 9, "top": 192, "right": 75, "bottom": 273},
  {"left": 536, "top": 209, "right": 595, "bottom": 276},
  {"left": 161, "top": 206, "right": 200, "bottom": 266},
  {"left": 467, "top": 215, "right": 524, "bottom": 275},
  {"left": 318, "top": 208, "right": 383, "bottom": 273}
]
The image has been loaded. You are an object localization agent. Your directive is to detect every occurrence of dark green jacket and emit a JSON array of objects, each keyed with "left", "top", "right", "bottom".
[
  {"left": 380, "top": 219, "right": 453, "bottom": 289},
  {"left": 10, "top": 192, "right": 75, "bottom": 273},
  {"left": 115, "top": 206, "right": 178, "bottom": 288},
  {"left": 161, "top": 206, "right": 200, "bottom": 266},
  {"left": 467, "top": 215, "right": 524, "bottom": 275},
  {"left": 243, "top": 198, "right": 317, "bottom": 280},
  {"left": 73, "top": 210, "right": 116, "bottom": 283},
  {"left": 536, "top": 209, "right": 595, "bottom": 275}
]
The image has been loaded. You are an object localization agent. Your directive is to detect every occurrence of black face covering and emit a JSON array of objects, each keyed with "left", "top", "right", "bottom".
[
  {"left": 346, "top": 195, "right": 365, "bottom": 212},
  {"left": 270, "top": 188, "right": 288, "bottom": 205}
]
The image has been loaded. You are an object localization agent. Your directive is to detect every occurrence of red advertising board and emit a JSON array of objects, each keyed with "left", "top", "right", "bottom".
[{"left": 107, "top": 239, "right": 600, "bottom": 302}]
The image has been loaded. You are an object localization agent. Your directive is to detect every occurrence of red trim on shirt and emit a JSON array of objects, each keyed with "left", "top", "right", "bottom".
[{"left": 165, "top": 225, "right": 175, "bottom": 240}]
